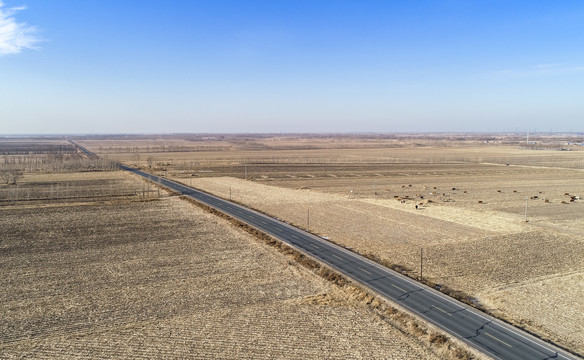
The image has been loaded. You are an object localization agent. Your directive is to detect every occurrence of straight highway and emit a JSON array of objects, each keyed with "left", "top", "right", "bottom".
[{"left": 121, "top": 164, "right": 578, "bottom": 360}]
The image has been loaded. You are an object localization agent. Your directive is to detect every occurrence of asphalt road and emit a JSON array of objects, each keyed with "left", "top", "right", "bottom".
[
  {"left": 122, "top": 165, "right": 579, "bottom": 360},
  {"left": 68, "top": 140, "right": 98, "bottom": 158}
]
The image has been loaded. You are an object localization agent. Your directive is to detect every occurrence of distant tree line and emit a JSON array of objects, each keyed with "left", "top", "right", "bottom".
[
  {"left": 518, "top": 143, "right": 566, "bottom": 151},
  {"left": 0, "top": 154, "right": 119, "bottom": 185},
  {"left": 0, "top": 143, "right": 76, "bottom": 155}
]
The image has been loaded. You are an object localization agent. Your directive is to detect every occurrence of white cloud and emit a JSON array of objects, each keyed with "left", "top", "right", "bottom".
[{"left": 0, "top": 1, "right": 40, "bottom": 55}]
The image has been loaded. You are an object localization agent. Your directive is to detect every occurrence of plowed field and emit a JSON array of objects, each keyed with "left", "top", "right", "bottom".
[{"left": 1, "top": 172, "right": 443, "bottom": 359}]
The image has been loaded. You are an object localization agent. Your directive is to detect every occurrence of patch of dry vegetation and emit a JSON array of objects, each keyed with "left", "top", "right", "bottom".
[
  {"left": 76, "top": 134, "right": 584, "bottom": 355},
  {"left": 183, "top": 197, "right": 481, "bottom": 360},
  {"left": 0, "top": 172, "right": 148, "bottom": 205},
  {"left": 1, "top": 168, "right": 463, "bottom": 359},
  {"left": 180, "top": 174, "right": 584, "bottom": 353},
  {"left": 94, "top": 134, "right": 584, "bottom": 352},
  {"left": 77, "top": 133, "right": 584, "bottom": 172}
]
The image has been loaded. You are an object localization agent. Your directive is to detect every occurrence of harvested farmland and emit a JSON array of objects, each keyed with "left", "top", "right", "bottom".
[
  {"left": 78, "top": 134, "right": 584, "bottom": 355},
  {"left": 1, "top": 171, "right": 446, "bottom": 359},
  {"left": 167, "top": 160, "right": 584, "bottom": 353}
]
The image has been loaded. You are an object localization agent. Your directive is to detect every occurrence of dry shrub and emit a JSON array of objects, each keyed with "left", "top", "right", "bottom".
[
  {"left": 408, "top": 321, "right": 428, "bottom": 337},
  {"left": 429, "top": 333, "right": 449, "bottom": 345},
  {"left": 318, "top": 267, "right": 349, "bottom": 287},
  {"left": 385, "top": 307, "right": 398, "bottom": 316}
]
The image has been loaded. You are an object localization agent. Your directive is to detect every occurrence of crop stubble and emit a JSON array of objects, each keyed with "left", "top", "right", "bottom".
[
  {"left": 157, "top": 155, "right": 584, "bottom": 354},
  {"left": 1, "top": 171, "right": 446, "bottom": 359},
  {"left": 77, "top": 136, "right": 584, "bottom": 354}
]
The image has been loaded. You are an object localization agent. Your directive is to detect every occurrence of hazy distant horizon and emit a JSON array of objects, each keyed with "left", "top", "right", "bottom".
[{"left": 2, "top": 131, "right": 583, "bottom": 139}]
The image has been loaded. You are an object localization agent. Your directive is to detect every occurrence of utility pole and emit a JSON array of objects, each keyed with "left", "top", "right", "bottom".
[
  {"left": 374, "top": 182, "right": 376, "bottom": 198},
  {"left": 420, "top": 248, "right": 424, "bottom": 281}
]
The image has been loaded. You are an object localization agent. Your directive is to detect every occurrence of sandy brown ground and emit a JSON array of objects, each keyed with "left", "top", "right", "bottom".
[
  {"left": 0, "top": 171, "right": 145, "bottom": 204},
  {"left": 169, "top": 164, "right": 584, "bottom": 354},
  {"left": 1, "top": 172, "right": 445, "bottom": 359},
  {"left": 77, "top": 135, "right": 584, "bottom": 355}
]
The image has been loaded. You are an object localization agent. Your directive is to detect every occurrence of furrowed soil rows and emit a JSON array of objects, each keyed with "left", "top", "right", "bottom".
[
  {"left": 78, "top": 134, "right": 584, "bottom": 355},
  {"left": 170, "top": 167, "right": 584, "bottom": 353},
  {"left": 1, "top": 171, "right": 444, "bottom": 359}
]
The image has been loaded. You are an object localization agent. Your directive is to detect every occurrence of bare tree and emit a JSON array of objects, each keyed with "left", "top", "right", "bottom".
[
  {"left": 0, "top": 169, "right": 9, "bottom": 184},
  {"left": 0, "top": 167, "right": 23, "bottom": 185}
]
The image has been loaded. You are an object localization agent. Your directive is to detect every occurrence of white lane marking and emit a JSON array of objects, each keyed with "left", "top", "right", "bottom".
[
  {"left": 392, "top": 283, "right": 407, "bottom": 292},
  {"left": 432, "top": 305, "right": 452, "bottom": 317},
  {"left": 485, "top": 332, "right": 513, "bottom": 348},
  {"left": 359, "top": 267, "right": 372, "bottom": 275},
  {"left": 291, "top": 234, "right": 299, "bottom": 239},
  {"left": 309, "top": 243, "right": 320, "bottom": 249},
  {"left": 332, "top": 254, "right": 344, "bottom": 261}
]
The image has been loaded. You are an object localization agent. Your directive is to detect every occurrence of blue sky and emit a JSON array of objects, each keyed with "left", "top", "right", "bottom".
[{"left": 1, "top": 0, "right": 583, "bottom": 134}]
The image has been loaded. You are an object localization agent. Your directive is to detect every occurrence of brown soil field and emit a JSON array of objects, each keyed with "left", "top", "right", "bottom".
[
  {"left": 79, "top": 134, "right": 584, "bottom": 354},
  {"left": 172, "top": 171, "right": 584, "bottom": 353},
  {"left": 0, "top": 171, "right": 149, "bottom": 205},
  {"left": 1, "top": 170, "right": 454, "bottom": 359},
  {"left": 76, "top": 133, "right": 584, "bottom": 170}
]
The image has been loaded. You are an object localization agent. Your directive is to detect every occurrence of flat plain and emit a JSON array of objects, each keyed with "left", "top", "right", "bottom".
[
  {"left": 1, "top": 167, "right": 450, "bottom": 359},
  {"left": 76, "top": 134, "right": 584, "bottom": 355}
]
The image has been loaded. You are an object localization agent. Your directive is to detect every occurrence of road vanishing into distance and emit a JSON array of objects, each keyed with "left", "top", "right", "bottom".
[{"left": 119, "top": 164, "right": 578, "bottom": 360}]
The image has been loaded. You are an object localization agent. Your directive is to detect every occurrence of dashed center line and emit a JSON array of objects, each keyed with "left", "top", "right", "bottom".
[
  {"left": 432, "top": 305, "right": 452, "bottom": 316},
  {"left": 359, "top": 267, "right": 372, "bottom": 275},
  {"left": 291, "top": 235, "right": 299, "bottom": 239},
  {"left": 332, "top": 254, "right": 344, "bottom": 261},
  {"left": 485, "top": 332, "right": 513, "bottom": 348},
  {"left": 392, "top": 283, "right": 407, "bottom": 292},
  {"left": 309, "top": 243, "right": 320, "bottom": 249}
]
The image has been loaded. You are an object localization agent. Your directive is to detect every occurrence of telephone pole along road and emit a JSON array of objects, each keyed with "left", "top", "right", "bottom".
[{"left": 121, "top": 164, "right": 577, "bottom": 360}]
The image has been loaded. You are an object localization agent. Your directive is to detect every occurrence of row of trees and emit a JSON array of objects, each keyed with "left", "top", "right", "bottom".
[
  {"left": 95, "top": 144, "right": 232, "bottom": 154},
  {"left": 0, "top": 143, "right": 76, "bottom": 155},
  {"left": 0, "top": 154, "right": 119, "bottom": 185}
]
